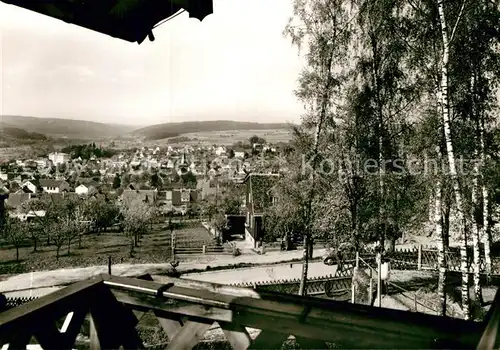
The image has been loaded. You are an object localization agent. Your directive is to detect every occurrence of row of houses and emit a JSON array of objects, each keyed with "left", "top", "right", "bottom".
[
  {"left": 0, "top": 171, "right": 283, "bottom": 250},
  {"left": 1, "top": 177, "right": 214, "bottom": 215}
]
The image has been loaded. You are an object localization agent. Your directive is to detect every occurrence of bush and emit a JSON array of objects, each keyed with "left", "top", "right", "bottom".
[{"left": 232, "top": 246, "right": 241, "bottom": 257}]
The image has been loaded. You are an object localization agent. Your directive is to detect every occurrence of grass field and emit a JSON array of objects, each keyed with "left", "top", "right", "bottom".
[
  {"left": 0, "top": 223, "right": 218, "bottom": 275},
  {"left": 142, "top": 128, "right": 293, "bottom": 147}
]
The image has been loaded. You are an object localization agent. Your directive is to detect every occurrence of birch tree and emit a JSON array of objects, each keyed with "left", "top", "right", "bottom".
[
  {"left": 443, "top": 0, "right": 500, "bottom": 311},
  {"left": 285, "top": 0, "right": 354, "bottom": 295},
  {"left": 435, "top": 0, "right": 472, "bottom": 319}
]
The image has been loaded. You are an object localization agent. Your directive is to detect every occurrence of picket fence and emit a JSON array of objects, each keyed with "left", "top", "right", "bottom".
[
  {"left": 229, "top": 274, "right": 352, "bottom": 299},
  {"left": 262, "top": 240, "right": 330, "bottom": 252},
  {"left": 383, "top": 245, "right": 500, "bottom": 274},
  {"left": 174, "top": 244, "right": 233, "bottom": 256},
  {"left": 4, "top": 296, "right": 38, "bottom": 310}
]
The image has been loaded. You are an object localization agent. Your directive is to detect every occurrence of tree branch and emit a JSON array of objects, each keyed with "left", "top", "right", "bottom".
[{"left": 449, "top": 0, "right": 466, "bottom": 44}]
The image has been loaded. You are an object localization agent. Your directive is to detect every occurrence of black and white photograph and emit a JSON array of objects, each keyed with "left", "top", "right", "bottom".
[{"left": 0, "top": 0, "right": 500, "bottom": 349}]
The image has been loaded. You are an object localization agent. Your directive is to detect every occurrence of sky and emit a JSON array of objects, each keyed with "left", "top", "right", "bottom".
[{"left": 0, "top": 0, "right": 306, "bottom": 127}]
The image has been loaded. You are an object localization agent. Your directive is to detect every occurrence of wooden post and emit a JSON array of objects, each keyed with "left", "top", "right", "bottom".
[
  {"left": 351, "top": 277, "right": 355, "bottom": 304},
  {"left": 414, "top": 295, "right": 417, "bottom": 312},
  {"left": 369, "top": 270, "right": 374, "bottom": 305},
  {"left": 352, "top": 251, "right": 359, "bottom": 304},
  {"left": 377, "top": 252, "right": 382, "bottom": 307},
  {"left": 89, "top": 314, "right": 100, "bottom": 350},
  {"left": 417, "top": 244, "right": 422, "bottom": 270},
  {"left": 171, "top": 231, "right": 176, "bottom": 260},
  {"left": 202, "top": 245, "right": 206, "bottom": 255},
  {"left": 108, "top": 256, "right": 111, "bottom": 275}
]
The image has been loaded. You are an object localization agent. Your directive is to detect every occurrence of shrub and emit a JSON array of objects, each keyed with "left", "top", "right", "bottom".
[{"left": 232, "top": 246, "right": 241, "bottom": 257}]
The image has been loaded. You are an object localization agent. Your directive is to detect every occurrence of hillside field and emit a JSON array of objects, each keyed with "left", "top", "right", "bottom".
[{"left": 142, "top": 128, "right": 293, "bottom": 147}]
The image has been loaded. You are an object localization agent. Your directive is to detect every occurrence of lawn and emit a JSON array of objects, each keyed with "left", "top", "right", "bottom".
[{"left": 0, "top": 223, "right": 218, "bottom": 275}]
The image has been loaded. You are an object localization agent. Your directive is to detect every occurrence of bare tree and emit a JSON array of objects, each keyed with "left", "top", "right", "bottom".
[
  {"left": 2, "top": 216, "right": 27, "bottom": 261},
  {"left": 121, "top": 198, "right": 153, "bottom": 256}
]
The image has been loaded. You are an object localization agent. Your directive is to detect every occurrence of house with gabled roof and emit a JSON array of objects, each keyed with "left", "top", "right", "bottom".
[
  {"left": 121, "top": 189, "right": 158, "bottom": 206},
  {"left": 17, "top": 180, "right": 38, "bottom": 194},
  {"left": 75, "top": 184, "right": 98, "bottom": 196},
  {"left": 5, "top": 193, "right": 32, "bottom": 210},
  {"left": 244, "top": 173, "right": 279, "bottom": 248},
  {"left": 39, "top": 179, "right": 70, "bottom": 194}
]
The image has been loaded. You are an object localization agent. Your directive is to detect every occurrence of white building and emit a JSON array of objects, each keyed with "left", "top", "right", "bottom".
[
  {"left": 75, "top": 184, "right": 89, "bottom": 195},
  {"left": 19, "top": 180, "right": 38, "bottom": 194},
  {"left": 234, "top": 151, "right": 245, "bottom": 159},
  {"left": 215, "top": 146, "right": 226, "bottom": 156},
  {"left": 48, "top": 152, "right": 70, "bottom": 165},
  {"left": 35, "top": 159, "right": 49, "bottom": 168},
  {"left": 39, "top": 179, "right": 70, "bottom": 194}
]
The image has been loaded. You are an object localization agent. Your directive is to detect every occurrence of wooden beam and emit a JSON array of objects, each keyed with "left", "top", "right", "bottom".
[
  {"left": 165, "top": 320, "right": 212, "bottom": 350},
  {"left": 111, "top": 289, "right": 232, "bottom": 323},
  {"left": 102, "top": 274, "right": 483, "bottom": 349},
  {"left": 154, "top": 312, "right": 185, "bottom": 339},
  {"left": 88, "top": 284, "right": 145, "bottom": 349},
  {"left": 218, "top": 322, "right": 252, "bottom": 350},
  {"left": 89, "top": 314, "right": 100, "bottom": 350},
  {"left": 33, "top": 306, "right": 87, "bottom": 349},
  {"left": 249, "top": 330, "right": 289, "bottom": 349},
  {"left": 478, "top": 288, "right": 500, "bottom": 349},
  {"left": 0, "top": 275, "right": 103, "bottom": 343},
  {"left": 294, "top": 336, "right": 327, "bottom": 349},
  {"left": 2, "top": 331, "right": 31, "bottom": 350}
]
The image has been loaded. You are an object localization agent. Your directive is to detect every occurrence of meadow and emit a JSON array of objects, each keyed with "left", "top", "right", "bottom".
[
  {"left": 140, "top": 128, "right": 293, "bottom": 148},
  {"left": 0, "top": 223, "right": 218, "bottom": 276}
]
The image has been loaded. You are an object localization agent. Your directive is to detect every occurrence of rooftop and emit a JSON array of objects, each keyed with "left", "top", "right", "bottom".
[{"left": 0, "top": 0, "right": 213, "bottom": 44}]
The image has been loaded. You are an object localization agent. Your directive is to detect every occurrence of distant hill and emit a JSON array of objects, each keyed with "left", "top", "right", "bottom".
[
  {"left": 0, "top": 123, "right": 50, "bottom": 145},
  {"left": 0, "top": 115, "right": 137, "bottom": 140},
  {"left": 0, "top": 124, "right": 47, "bottom": 140},
  {"left": 132, "top": 120, "right": 292, "bottom": 141}
]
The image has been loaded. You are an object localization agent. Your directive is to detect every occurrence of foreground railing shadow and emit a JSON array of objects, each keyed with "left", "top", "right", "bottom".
[{"left": 0, "top": 273, "right": 495, "bottom": 349}]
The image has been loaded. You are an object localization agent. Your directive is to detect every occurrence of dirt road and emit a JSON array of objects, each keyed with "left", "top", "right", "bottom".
[
  {"left": 182, "top": 261, "right": 337, "bottom": 285},
  {"left": 0, "top": 248, "right": 328, "bottom": 296}
]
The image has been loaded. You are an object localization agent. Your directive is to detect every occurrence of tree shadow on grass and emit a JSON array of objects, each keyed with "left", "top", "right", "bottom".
[
  {"left": 0, "top": 259, "right": 26, "bottom": 274},
  {"left": 388, "top": 275, "right": 438, "bottom": 294}
]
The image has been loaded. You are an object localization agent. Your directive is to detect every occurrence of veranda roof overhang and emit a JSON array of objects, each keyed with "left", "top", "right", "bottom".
[{"left": 0, "top": 0, "right": 213, "bottom": 44}]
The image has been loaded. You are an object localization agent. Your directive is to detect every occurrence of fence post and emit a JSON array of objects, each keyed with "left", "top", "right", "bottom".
[
  {"left": 202, "top": 245, "right": 206, "bottom": 255},
  {"left": 414, "top": 294, "right": 417, "bottom": 312},
  {"left": 417, "top": 244, "right": 422, "bottom": 270},
  {"left": 108, "top": 256, "right": 112, "bottom": 275},
  {"left": 377, "top": 252, "right": 382, "bottom": 307},
  {"left": 171, "top": 231, "right": 176, "bottom": 260},
  {"left": 369, "top": 268, "right": 373, "bottom": 305},
  {"left": 355, "top": 251, "right": 359, "bottom": 268},
  {"left": 351, "top": 276, "right": 355, "bottom": 304}
]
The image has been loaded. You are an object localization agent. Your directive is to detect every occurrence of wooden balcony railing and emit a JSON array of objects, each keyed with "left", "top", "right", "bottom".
[{"left": 0, "top": 273, "right": 495, "bottom": 349}]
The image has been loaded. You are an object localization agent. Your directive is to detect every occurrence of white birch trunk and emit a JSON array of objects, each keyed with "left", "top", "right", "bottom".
[
  {"left": 435, "top": 152, "right": 446, "bottom": 316},
  {"left": 379, "top": 133, "right": 385, "bottom": 250},
  {"left": 480, "top": 119, "right": 492, "bottom": 277},
  {"left": 472, "top": 161, "right": 482, "bottom": 303},
  {"left": 471, "top": 74, "right": 482, "bottom": 304},
  {"left": 437, "top": 0, "right": 470, "bottom": 320},
  {"left": 435, "top": 91, "right": 447, "bottom": 317}
]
